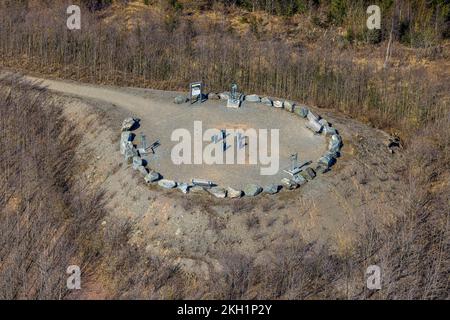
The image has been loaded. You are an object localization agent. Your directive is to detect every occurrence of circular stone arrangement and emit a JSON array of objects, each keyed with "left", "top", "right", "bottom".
[{"left": 119, "top": 92, "right": 342, "bottom": 199}]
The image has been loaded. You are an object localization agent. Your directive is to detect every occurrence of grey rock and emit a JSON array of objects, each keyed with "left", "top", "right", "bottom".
[
  {"left": 243, "top": 184, "right": 263, "bottom": 197},
  {"left": 136, "top": 165, "right": 148, "bottom": 176},
  {"left": 294, "top": 105, "right": 309, "bottom": 118},
  {"left": 121, "top": 117, "right": 138, "bottom": 131},
  {"left": 219, "top": 92, "right": 230, "bottom": 100},
  {"left": 319, "top": 119, "right": 329, "bottom": 127},
  {"left": 132, "top": 156, "right": 143, "bottom": 169},
  {"left": 329, "top": 134, "right": 342, "bottom": 154},
  {"left": 273, "top": 100, "right": 283, "bottom": 108},
  {"left": 283, "top": 101, "right": 295, "bottom": 112},
  {"left": 260, "top": 97, "right": 273, "bottom": 107},
  {"left": 306, "top": 118, "right": 323, "bottom": 133},
  {"left": 177, "top": 183, "right": 190, "bottom": 194},
  {"left": 307, "top": 110, "right": 320, "bottom": 122},
  {"left": 323, "top": 125, "right": 338, "bottom": 137},
  {"left": 300, "top": 167, "right": 316, "bottom": 181},
  {"left": 245, "top": 94, "right": 260, "bottom": 102},
  {"left": 281, "top": 178, "right": 299, "bottom": 190},
  {"left": 120, "top": 132, "right": 133, "bottom": 154},
  {"left": 174, "top": 95, "right": 188, "bottom": 104},
  {"left": 292, "top": 174, "right": 307, "bottom": 186},
  {"left": 264, "top": 184, "right": 282, "bottom": 194},
  {"left": 144, "top": 171, "right": 161, "bottom": 183},
  {"left": 227, "top": 187, "right": 243, "bottom": 198},
  {"left": 314, "top": 164, "right": 329, "bottom": 174},
  {"left": 190, "top": 186, "right": 206, "bottom": 194},
  {"left": 208, "top": 92, "right": 220, "bottom": 100},
  {"left": 158, "top": 179, "right": 177, "bottom": 189},
  {"left": 318, "top": 153, "right": 335, "bottom": 168},
  {"left": 208, "top": 187, "right": 227, "bottom": 198},
  {"left": 124, "top": 144, "right": 138, "bottom": 164}
]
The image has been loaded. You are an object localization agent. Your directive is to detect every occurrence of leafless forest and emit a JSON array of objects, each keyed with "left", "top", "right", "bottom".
[
  {"left": 0, "top": 1, "right": 449, "bottom": 299},
  {"left": 1, "top": 1, "right": 449, "bottom": 131}
]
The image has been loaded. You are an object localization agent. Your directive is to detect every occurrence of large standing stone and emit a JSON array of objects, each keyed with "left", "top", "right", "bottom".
[
  {"left": 294, "top": 105, "right": 309, "bottom": 118},
  {"left": 121, "top": 117, "right": 139, "bottom": 131},
  {"left": 283, "top": 101, "right": 295, "bottom": 112},
  {"left": 144, "top": 171, "right": 161, "bottom": 183},
  {"left": 227, "top": 187, "right": 243, "bottom": 198},
  {"left": 281, "top": 178, "right": 298, "bottom": 190},
  {"left": 273, "top": 100, "right": 283, "bottom": 108},
  {"left": 300, "top": 167, "right": 316, "bottom": 181},
  {"left": 245, "top": 94, "right": 260, "bottom": 102},
  {"left": 260, "top": 97, "right": 273, "bottom": 107},
  {"left": 264, "top": 184, "right": 282, "bottom": 194},
  {"left": 208, "top": 187, "right": 227, "bottom": 198},
  {"left": 244, "top": 184, "right": 263, "bottom": 197},
  {"left": 158, "top": 179, "right": 177, "bottom": 189},
  {"left": 174, "top": 96, "right": 188, "bottom": 104}
]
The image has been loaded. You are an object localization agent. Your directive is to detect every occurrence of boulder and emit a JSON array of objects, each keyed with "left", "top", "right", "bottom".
[
  {"left": 281, "top": 178, "right": 298, "bottom": 190},
  {"left": 124, "top": 144, "right": 138, "bottom": 164},
  {"left": 318, "top": 153, "right": 336, "bottom": 168},
  {"left": 144, "top": 171, "right": 161, "bottom": 183},
  {"left": 132, "top": 156, "right": 143, "bottom": 169},
  {"left": 190, "top": 186, "right": 206, "bottom": 194},
  {"left": 120, "top": 132, "right": 133, "bottom": 154},
  {"left": 307, "top": 110, "right": 320, "bottom": 122},
  {"left": 208, "top": 187, "right": 227, "bottom": 198},
  {"left": 292, "top": 174, "right": 307, "bottom": 186},
  {"left": 208, "top": 92, "right": 220, "bottom": 100},
  {"left": 294, "top": 105, "right": 309, "bottom": 118},
  {"left": 174, "top": 96, "right": 188, "bottom": 104},
  {"left": 243, "top": 184, "right": 263, "bottom": 197},
  {"left": 177, "top": 183, "right": 190, "bottom": 194},
  {"left": 306, "top": 118, "right": 323, "bottom": 133},
  {"left": 323, "top": 125, "right": 338, "bottom": 137},
  {"left": 283, "top": 101, "right": 295, "bottom": 112},
  {"left": 121, "top": 117, "right": 139, "bottom": 131},
  {"left": 314, "top": 164, "right": 329, "bottom": 174},
  {"left": 319, "top": 119, "right": 329, "bottom": 127},
  {"left": 158, "top": 179, "right": 177, "bottom": 189},
  {"left": 273, "top": 100, "right": 283, "bottom": 108},
  {"left": 260, "top": 97, "right": 273, "bottom": 107},
  {"left": 300, "top": 167, "right": 316, "bottom": 181},
  {"left": 136, "top": 165, "right": 148, "bottom": 176},
  {"left": 219, "top": 92, "right": 230, "bottom": 100},
  {"left": 227, "top": 187, "right": 243, "bottom": 198},
  {"left": 329, "top": 134, "right": 342, "bottom": 154},
  {"left": 245, "top": 94, "right": 260, "bottom": 102},
  {"left": 264, "top": 184, "right": 281, "bottom": 194}
]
